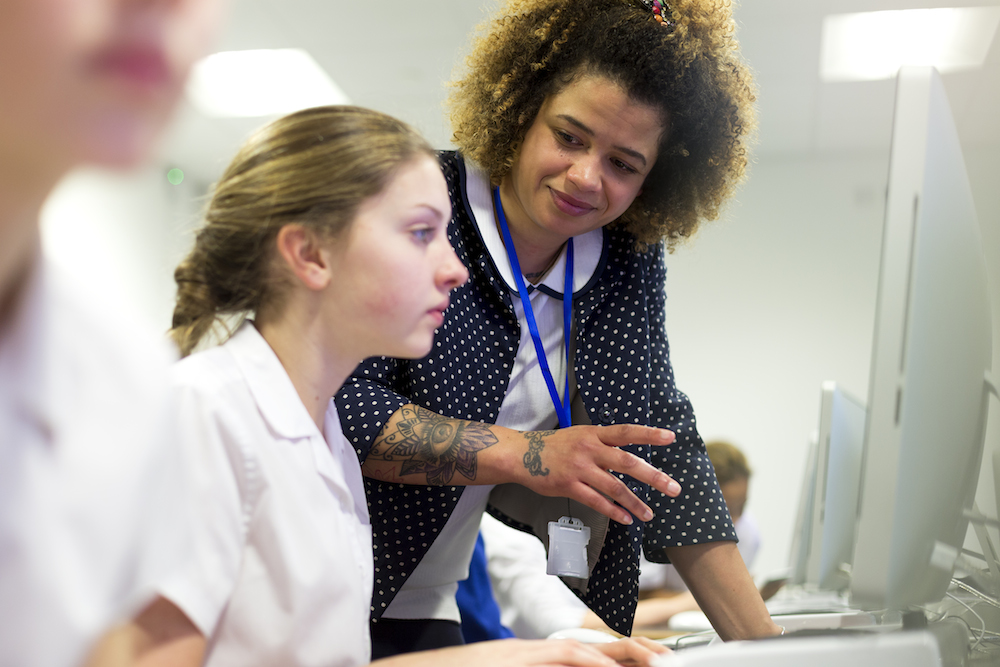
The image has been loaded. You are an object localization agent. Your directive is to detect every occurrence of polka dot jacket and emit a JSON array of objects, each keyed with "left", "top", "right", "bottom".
[{"left": 335, "top": 151, "right": 736, "bottom": 636}]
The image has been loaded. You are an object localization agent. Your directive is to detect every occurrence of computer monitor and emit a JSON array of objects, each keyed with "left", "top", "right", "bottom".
[
  {"left": 786, "top": 382, "right": 866, "bottom": 591},
  {"left": 810, "top": 382, "right": 866, "bottom": 591},
  {"left": 848, "top": 66, "right": 994, "bottom": 612},
  {"left": 787, "top": 433, "right": 819, "bottom": 588}
]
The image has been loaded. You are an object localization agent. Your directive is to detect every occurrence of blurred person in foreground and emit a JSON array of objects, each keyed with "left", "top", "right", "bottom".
[{"left": 0, "top": 0, "right": 227, "bottom": 664}]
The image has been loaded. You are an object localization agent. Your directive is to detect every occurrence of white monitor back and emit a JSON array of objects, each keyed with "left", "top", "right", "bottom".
[
  {"left": 849, "top": 66, "right": 993, "bottom": 611},
  {"left": 787, "top": 433, "right": 820, "bottom": 587},
  {"left": 808, "top": 382, "right": 867, "bottom": 591}
]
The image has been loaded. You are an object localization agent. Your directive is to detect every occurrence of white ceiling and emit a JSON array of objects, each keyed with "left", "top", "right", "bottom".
[{"left": 160, "top": 0, "right": 1000, "bottom": 183}]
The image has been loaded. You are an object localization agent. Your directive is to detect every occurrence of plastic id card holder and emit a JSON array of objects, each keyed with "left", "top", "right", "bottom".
[{"left": 547, "top": 516, "right": 591, "bottom": 578}]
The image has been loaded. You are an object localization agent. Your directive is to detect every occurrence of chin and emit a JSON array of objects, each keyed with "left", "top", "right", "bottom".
[
  {"left": 81, "top": 108, "right": 172, "bottom": 168},
  {"left": 397, "top": 335, "right": 436, "bottom": 361}
]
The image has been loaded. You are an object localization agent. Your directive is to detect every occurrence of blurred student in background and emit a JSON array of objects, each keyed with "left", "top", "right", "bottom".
[
  {"left": 473, "top": 441, "right": 769, "bottom": 638},
  {"left": 0, "top": 0, "right": 227, "bottom": 665},
  {"left": 634, "top": 441, "right": 765, "bottom": 623}
]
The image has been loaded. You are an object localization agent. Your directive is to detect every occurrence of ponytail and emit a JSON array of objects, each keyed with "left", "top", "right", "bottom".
[{"left": 169, "top": 105, "right": 435, "bottom": 356}]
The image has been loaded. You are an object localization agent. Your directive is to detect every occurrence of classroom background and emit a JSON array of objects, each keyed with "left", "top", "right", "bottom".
[{"left": 38, "top": 0, "right": 1000, "bottom": 584}]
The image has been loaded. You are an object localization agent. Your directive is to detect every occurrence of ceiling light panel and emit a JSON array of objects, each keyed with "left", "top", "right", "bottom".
[
  {"left": 821, "top": 7, "right": 1000, "bottom": 82},
  {"left": 187, "top": 48, "right": 349, "bottom": 118}
]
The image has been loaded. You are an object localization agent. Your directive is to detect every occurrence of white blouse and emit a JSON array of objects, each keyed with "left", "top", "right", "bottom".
[
  {"left": 0, "top": 258, "right": 192, "bottom": 667},
  {"left": 384, "top": 162, "right": 606, "bottom": 622},
  {"left": 164, "top": 322, "right": 373, "bottom": 667}
]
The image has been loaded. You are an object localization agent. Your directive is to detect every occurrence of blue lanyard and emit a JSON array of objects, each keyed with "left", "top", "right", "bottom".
[{"left": 493, "top": 187, "right": 574, "bottom": 429}]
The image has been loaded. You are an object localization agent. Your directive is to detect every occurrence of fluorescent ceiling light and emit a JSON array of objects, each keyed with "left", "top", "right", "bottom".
[
  {"left": 821, "top": 7, "right": 1000, "bottom": 82},
  {"left": 187, "top": 48, "right": 349, "bottom": 118}
]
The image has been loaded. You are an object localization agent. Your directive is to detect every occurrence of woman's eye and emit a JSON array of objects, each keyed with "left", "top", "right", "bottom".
[
  {"left": 555, "top": 130, "right": 580, "bottom": 145},
  {"left": 612, "top": 158, "right": 638, "bottom": 175}
]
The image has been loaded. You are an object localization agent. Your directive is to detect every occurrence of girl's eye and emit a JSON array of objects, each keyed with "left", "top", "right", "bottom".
[{"left": 411, "top": 228, "right": 434, "bottom": 244}]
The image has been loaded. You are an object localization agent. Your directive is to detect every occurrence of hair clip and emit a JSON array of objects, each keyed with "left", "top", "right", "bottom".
[{"left": 638, "top": 0, "right": 674, "bottom": 28}]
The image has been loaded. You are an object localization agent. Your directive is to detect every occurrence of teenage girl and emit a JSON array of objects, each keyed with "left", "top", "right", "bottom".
[
  {"left": 0, "top": 0, "right": 225, "bottom": 664},
  {"left": 162, "top": 105, "right": 666, "bottom": 667}
]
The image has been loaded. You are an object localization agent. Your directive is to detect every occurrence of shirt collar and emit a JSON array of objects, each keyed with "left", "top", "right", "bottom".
[
  {"left": 462, "top": 159, "right": 605, "bottom": 299},
  {"left": 226, "top": 320, "right": 319, "bottom": 441},
  {"left": 0, "top": 254, "right": 58, "bottom": 440}
]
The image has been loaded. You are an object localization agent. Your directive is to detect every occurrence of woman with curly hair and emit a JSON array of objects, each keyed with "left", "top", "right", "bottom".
[{"left": 335, "top": 0, "right": 782, "bottom": 654}]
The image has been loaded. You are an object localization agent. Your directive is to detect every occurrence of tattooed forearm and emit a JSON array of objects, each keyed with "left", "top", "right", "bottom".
[
  {"left": 369, "top": 405, "right": 498, "bottom": 485},
  {"left": 523, "top": 430, "right": 554, "bottom": 477}
]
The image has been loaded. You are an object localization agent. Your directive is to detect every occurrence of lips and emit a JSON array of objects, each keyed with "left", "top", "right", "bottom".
[
  {"left": 428, "top": 300, "right": 450, "bottom": 326},
  {"left": 549, "top": 188, "right": 596, "bottom": 216},
  {"left": 92, "top": 44, "right": 173, "bottom": 90}
]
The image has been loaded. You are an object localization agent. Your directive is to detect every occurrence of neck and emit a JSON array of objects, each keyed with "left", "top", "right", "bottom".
[
  {"left": 497, "top": 178, "right": 566, "bottom": 279},
  {"left": 256, "top": 297, "right": 358, "bottom": 432},
  {"left": 0, "top": 174, "right": 56, "bottom": 332}
]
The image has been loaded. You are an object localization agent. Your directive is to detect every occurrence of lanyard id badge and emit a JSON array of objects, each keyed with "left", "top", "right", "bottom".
[{"left": 493, "top": 187, "right": 591, "bottom": 578}]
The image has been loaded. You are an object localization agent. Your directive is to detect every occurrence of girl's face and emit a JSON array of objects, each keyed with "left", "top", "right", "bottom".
[
  {"left": 0, "top": 0, "right": 226, "bottom": 172},
  {"left": 500, "top": 74, "right": 666, "bottom": 247},
  {"left": 328, "top": 155, "right": 469, "bottom": 360}
]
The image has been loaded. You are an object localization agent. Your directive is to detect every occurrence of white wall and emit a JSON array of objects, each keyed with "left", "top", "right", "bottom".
[
  {"left": 38, "top": 108, "right": 1000, "bottom": 592},
  {"left": 664, "top": 145, "right": 1000, "bottom": 580},
  {"left": 40, "top": 165, "right": 208, "bottom": 334}
]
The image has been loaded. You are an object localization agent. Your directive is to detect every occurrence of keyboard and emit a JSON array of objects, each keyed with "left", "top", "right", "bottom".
[{"left": 653, "top": 618, "right": 970, "bottom": 667}]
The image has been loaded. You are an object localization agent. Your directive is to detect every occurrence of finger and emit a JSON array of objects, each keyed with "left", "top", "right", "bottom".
[
  {"left": 600, "top": 449, "right": 681, "bottom": 499},
  {"left": 595, "top": 638, "right": 670, "bottom": 667},
  {"left": 630, "top": 636, "right": 670, "bottom": 654},
  {"left": 456, "top": 639, "right": 618, "bottom": 667},
  {"left": 537, "top": 639, "right": 619, "bottom": 667},
  {"left": 581, "top": 470, "right": 655, "bottom": 523},
  {"left": 566, "top": 482, "right": 639, "bottom": 526},
  {"left": 595, "top": 424, "right": 675, "bottom": 448}
]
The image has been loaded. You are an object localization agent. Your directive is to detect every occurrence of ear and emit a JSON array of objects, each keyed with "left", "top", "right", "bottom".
[{"left": 275, "top": 224, "right": 332, "bottom": 291}]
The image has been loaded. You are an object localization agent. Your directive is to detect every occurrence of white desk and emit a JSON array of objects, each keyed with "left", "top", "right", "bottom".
[{"left": 655, "top": 618, "right": 972, "bottom": 667}]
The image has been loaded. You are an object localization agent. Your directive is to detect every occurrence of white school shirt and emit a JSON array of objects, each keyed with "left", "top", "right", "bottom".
[
  {"left": 384, "top": 163, "right": 604, "bottom": 622},
  {"left": 164, "top": 321, "right": 373, "bottom": 667},
  {"left": 480, "top": 513, "right": 588, "bottom": 639},
  {"left": 0, "top": 257, "right": 192, "bottom": 667}
]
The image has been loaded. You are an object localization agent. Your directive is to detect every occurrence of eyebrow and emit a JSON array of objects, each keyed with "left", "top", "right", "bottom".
[
  {"left": 556, "top": 114, "right": 649, "bottom": 167},
  {"left": 413, "top": 203, "right": 449, "bottom": 220}
]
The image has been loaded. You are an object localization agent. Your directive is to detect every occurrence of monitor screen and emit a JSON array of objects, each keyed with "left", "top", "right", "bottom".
[{"left": 848, "top": 66, "right": 994, "bottom": 612}]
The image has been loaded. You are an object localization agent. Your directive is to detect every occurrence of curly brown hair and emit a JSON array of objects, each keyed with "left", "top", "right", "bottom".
[{"left": 447, "top": 0, "right": 756, "bottom": 247}]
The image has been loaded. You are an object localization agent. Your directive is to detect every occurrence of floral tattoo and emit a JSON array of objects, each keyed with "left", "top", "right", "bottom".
[
  {"left": 523, "top": 430, "right": 554, "bottom": 477},
  {"left": 372, "top": 405, "right": 498, "bottom": 485}
]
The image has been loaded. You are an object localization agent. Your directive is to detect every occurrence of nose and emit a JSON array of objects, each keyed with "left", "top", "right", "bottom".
[
  {"left": 566, "top": 153, "right": 601, "bottom": 193},
  {"left": 437, "top": 242, "right": 469, "bottom": 291}
]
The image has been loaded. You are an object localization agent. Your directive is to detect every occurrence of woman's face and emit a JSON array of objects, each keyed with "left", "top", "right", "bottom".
[
  {"left": 0, "top": 0, "right": 226, "bottom": 172},
  {"left": 500, "top": 74, "right": 666, "bottom": 247},
  {"left": 329, "top": 155, "right": 469, "bottom": 360}
]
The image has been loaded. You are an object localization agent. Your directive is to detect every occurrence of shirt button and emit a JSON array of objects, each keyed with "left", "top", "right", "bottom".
[{"left": 599, "top": 404, "right": 616, "bottom": 425}]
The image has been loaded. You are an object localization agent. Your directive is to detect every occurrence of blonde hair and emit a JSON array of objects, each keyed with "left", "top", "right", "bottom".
[
  {"left": 170, "top": 106, "right": 436, "bottom": 357},
  {"left": 447, "top": 0, "right": 756, "bottom": 248},
  {"left": 706, "top": 440, "right": 752, "bottom": 485}
]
